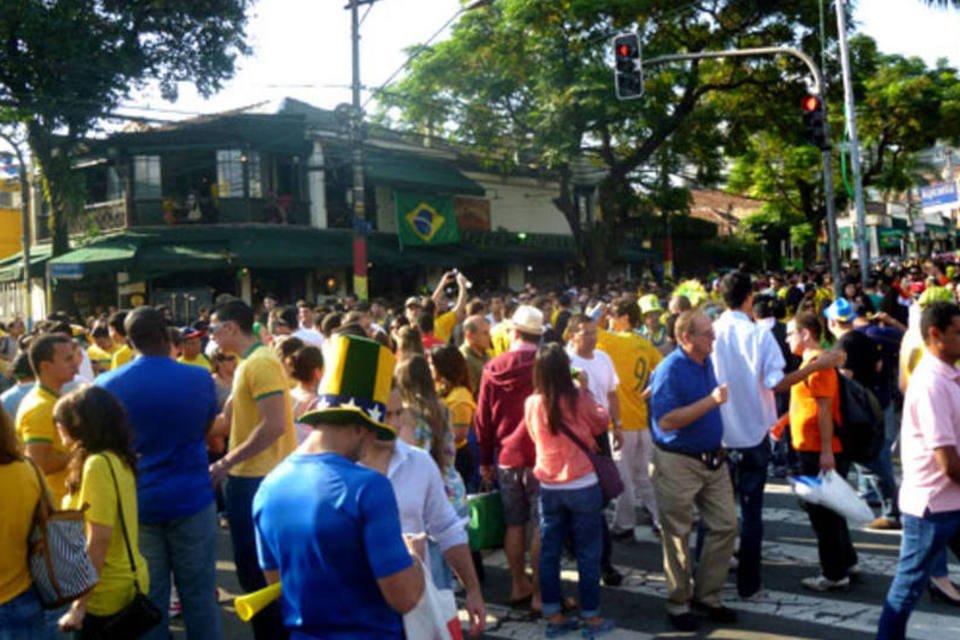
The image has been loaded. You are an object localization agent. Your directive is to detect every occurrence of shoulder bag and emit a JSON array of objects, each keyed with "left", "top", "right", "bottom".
[
  {"left": 92, "top": 454, "right": 162, "bottom": 640},
  {"left": 556, "top": 423, "right": 624, "bottom": 505},
  {"left": 25, "top": 458, "right": 98, "bottom": 609}
]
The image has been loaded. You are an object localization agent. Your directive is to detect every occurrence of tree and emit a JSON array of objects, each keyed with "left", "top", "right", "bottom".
[
  {"left": 0, "top": 1, "right": 252, "bottom": 255},
  {"left": 725, "top": 34, "right": 960, "bottom": 259},
  {"left": 381, "top": 0, "right": 829, "bottom": 281}
]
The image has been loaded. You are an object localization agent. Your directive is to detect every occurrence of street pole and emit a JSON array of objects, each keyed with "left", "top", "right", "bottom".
[
  {"left": 822, "top": 142, "right": 842, "bottom": 298},
  {"left": 835, "top": 0, "right": 869, "bottom": 287},
  {"left": 0, "top": 132, "right": 32, "bottom": 331},
  {"left": 350, "top": 0, "right": 369, "bottom": 302}
]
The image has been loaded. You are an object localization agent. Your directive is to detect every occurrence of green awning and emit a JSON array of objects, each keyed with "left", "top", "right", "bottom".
[
  {"left": 925, "top": 223, "right": 949, "bottom": 236},
  {"left": 891, "top": 217, "right": 909, "bottom": 231},
  {"left": 364, "top": 149, "right": 485, "bottom": 196},
  {"left": 48, "top": 239, "right": 137, "bottom": 278},
  {"left": 0, "top": 245, "right": 52, "bottom": 282}
]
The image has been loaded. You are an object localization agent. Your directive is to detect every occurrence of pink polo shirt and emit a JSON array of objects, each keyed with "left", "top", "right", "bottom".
[
  {"left": 899, "top": 352, "right": 960, "bottom": 517},
  {"left": 525, "top": 388, "right": 609, "bottom": 485}
]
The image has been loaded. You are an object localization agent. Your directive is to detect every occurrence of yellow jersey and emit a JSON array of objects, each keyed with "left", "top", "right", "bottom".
[
  {"left": 178, "top": 353, "right": 213, "bottom": 372},
  {"left": 0, "top": 460, "right": 42, "bottom": 605},
  {"left": 16, "top": 385, "right": 69, "bottom": 506},
  {"left": 596, "top": 329, "right": 663, "bottom": 431},
  {"left": 228, "top": 343, "right": 296, "bottom": 478},
  {"left": 63, "top": 452, "right": 149, "bottom": 616},
  {"left": 435, "top": 310, "right": 457, "bottom": 343},
  {"left": 111, "top": 344, "right": 135, "bottom": 369}
]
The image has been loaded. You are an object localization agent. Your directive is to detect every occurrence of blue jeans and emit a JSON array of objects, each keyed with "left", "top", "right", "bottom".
[
  {"left": 857, "top": 404, "right": 900, "bottom": 520},
  {"left": 877, "top": 510, "right": 960, "bottom": 640},
  {"left": 0, "top": 589, "right": 44, "bottom": 640},
  {"left": 538, "top": 483, "right": 603, "bottom": 618},
  {"left": 727, "top": 440, "right": 770, "bottom": 597},
  {"left": 139, "top": 502, "right": 222, "bottom": 640},
  {"left": 225, "top": 476, "right": 287, "bottom": 640}
]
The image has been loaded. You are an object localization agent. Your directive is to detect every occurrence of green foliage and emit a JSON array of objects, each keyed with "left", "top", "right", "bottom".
[
  {"left": 0, "top": 0, "right": 252, "bottom": 254},
  {"left": 381, "top": 0, "right": 827, "bottom": 279}
]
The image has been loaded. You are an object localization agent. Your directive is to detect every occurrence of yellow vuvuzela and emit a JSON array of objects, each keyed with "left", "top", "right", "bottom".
[{"left": 234, "top": 582, "right": 282, "bottom": 621}]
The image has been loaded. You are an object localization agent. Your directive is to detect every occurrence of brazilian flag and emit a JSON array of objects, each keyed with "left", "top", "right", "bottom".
[{"left": 395, "top": 191, "right": 460, "bottom": 247}]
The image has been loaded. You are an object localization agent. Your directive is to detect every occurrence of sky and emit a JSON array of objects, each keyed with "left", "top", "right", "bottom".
[{"left": 108, "top": 0, "right": 960, "bottom": 125}]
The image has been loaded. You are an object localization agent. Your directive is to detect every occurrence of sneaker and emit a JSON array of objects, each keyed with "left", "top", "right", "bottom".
[
  {"left": 866, "top": 516, "right": 902, "bottom": 531},
  {"left": 801, "top": 574, "right": 851, "bottom": 592},
  {"left": 601, "top": 567, "right": 623, "bottom": 587},
  {"left": 667, "top": 612, "right": 700, "bottom": 632},
  {"left": 691, "top": 601, "right": 738, "bottom": 623},
  {"left": 847, "top": 563, "right": 862, "bottom": 577}
]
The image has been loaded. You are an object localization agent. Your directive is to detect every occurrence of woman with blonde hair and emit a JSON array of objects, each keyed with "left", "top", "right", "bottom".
[
  {"left": 54, "top": 386, "right": 151, "bottom": 638},
  {"left": 0, "top": 408, "right": 45, "bottom": 638}
]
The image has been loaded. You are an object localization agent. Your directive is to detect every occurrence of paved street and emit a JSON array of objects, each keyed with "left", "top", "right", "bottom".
[{"left": 174, "top": 478, "right": 960, "bottom": 639}]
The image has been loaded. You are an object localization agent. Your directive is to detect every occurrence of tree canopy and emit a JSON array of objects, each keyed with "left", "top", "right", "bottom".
[
  {"left": 0, "top": 0, "right": 252, "bottom": 254},
  {"left": 381, "top": 0, "right": 834, "bottom": 278}
]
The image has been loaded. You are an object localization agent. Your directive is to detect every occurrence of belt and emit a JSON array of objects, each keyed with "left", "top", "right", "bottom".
[{"left": 654, "top": 441, "right": 727, "bottom": 470}]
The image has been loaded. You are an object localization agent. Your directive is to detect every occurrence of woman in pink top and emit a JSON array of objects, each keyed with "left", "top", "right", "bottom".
[{"left": 525, "top": 343, "right": 615, "bottom": 638}]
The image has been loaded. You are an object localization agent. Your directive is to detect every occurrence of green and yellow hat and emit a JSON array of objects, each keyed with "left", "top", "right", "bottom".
[{"left": 298, "top": 334, "right": 397, "bottom": 440}]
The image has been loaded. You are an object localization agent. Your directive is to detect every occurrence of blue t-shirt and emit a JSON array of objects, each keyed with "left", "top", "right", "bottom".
[
  {"left": 253, "top": 453, "right": 413, "bottom": 640},
  {"left": 650, "top": 347, "right": 724, "bottom": 454},
  {"left": 96, "top": 356, "right": 217, "bottom": 523},
  {"left": 1, "top": 382, "right": 34, "bottom": 420}
]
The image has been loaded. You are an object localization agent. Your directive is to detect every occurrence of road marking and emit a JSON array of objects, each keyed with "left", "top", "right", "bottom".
[{"left": 482, "top": 552, "right": 960, "bottom": 640}]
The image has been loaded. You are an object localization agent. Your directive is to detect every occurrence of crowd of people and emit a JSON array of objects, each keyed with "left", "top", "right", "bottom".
[{"left": 0, "top": 258, "right": 959, "bottom": 639}]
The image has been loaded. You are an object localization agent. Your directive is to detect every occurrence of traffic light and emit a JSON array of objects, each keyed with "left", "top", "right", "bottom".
[
  {"left": 613, "top": 33, "right": 643, "bottom": 100},
  {"left": 801, "top": 94, "right": 830, "bottom": 150}
]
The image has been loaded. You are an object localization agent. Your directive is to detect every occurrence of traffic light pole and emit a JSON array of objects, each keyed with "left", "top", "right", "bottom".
[
  {"left": 641, "top": 45, "right": 840, "bottom": 293},
  {"left": 350, "top": 0, "right": 369, "bottom": 302},
  {"left": 835, "top": 0, "right": 870, "bottom": 288}
]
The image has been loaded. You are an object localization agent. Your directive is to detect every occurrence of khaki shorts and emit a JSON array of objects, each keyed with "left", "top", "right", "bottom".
[{"left": 498, "top": 466, "right": 540, "bottom": 527}]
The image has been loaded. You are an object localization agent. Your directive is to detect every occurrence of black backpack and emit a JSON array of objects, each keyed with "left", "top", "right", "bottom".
[{"left": 836, "top": 372, "right": 884, "bottom": 464}]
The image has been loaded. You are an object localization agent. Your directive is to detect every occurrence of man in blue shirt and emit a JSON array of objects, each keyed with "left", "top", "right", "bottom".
[
  {"left": 253, "top": 335, "right": 425, "bottom": 639},
  {"left": 96, "top": 306, "right": 221, "bottom": 640},
  {"left": 650, "top": 310, "right": 738, "bottom": 632}
]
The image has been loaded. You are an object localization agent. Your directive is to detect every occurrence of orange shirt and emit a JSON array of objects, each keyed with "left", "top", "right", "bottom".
[{"left": 789, "top": 351, "right": 842, "bottom": 453}]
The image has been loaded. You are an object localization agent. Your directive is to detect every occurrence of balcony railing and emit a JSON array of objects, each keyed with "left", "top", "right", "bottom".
[{"left": 69, "top": 199, "right": 127, "bottom": 236}]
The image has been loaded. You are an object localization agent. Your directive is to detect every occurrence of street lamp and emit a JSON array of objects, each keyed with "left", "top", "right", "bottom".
[
  {"left": 347, "top": 0, "right": 495, "bottom": 301},
  {"left": 0, "top": 130, "right": 32, "bottom": 331}
]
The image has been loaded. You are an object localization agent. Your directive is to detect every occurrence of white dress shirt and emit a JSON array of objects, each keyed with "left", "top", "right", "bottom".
[
  {"left": 710, "top": 309, "right": 786, "bottom": 448},
  {"left": 385, "top": 439, "right": 468, "bottom": 554}
]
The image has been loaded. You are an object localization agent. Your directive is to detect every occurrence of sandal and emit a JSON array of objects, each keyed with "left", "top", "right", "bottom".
[
  {"left": 545, "top": 617, "right": 580, "bottom": 638},
  {"left": 581, "top": 618, "right": 616, "bottom": 638}
]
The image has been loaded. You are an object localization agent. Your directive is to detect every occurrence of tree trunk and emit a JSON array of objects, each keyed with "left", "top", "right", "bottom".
[{"left": 27, "top": 122, "right": 80, "bottom": 257}]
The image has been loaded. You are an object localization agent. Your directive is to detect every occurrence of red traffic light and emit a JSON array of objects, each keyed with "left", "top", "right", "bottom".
[
  {"left": 801, "top": 95, "right": 821, "bottom": 113},
  {"left": 618, "top": 44, "right": 631, "bottom": 58}
]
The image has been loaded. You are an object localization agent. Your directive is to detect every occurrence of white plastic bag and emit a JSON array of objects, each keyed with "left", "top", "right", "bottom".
[
  {"left": 402, "top": 560, "right": 462, "bottom": 640},
  {"left": 791, "top": 470, "right": 874, "bottom": 526}
]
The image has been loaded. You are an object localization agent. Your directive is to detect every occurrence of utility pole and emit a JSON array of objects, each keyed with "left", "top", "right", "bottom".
[
  {"left": 0, "top": 131, "right": 32, "bottom": 330},
  {"left": 835, "top": 0, "right": 870, "bottom": 287},
  {"left": 349, "top": 0, "right": 371, "bottom": 301}
]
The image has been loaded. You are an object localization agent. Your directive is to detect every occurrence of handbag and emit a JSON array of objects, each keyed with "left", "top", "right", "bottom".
[
  {"left": 90, "top": 455, "right": 162, "bottom": 640},
  {"left": 25, "top": 458, "right": 99, "bottom": 609},
  {"left": 557, "top": 423, "right": 624, "bottom": 505},
  {"left": 466, "top": 484, "right": 505, "bottom": 551}
]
